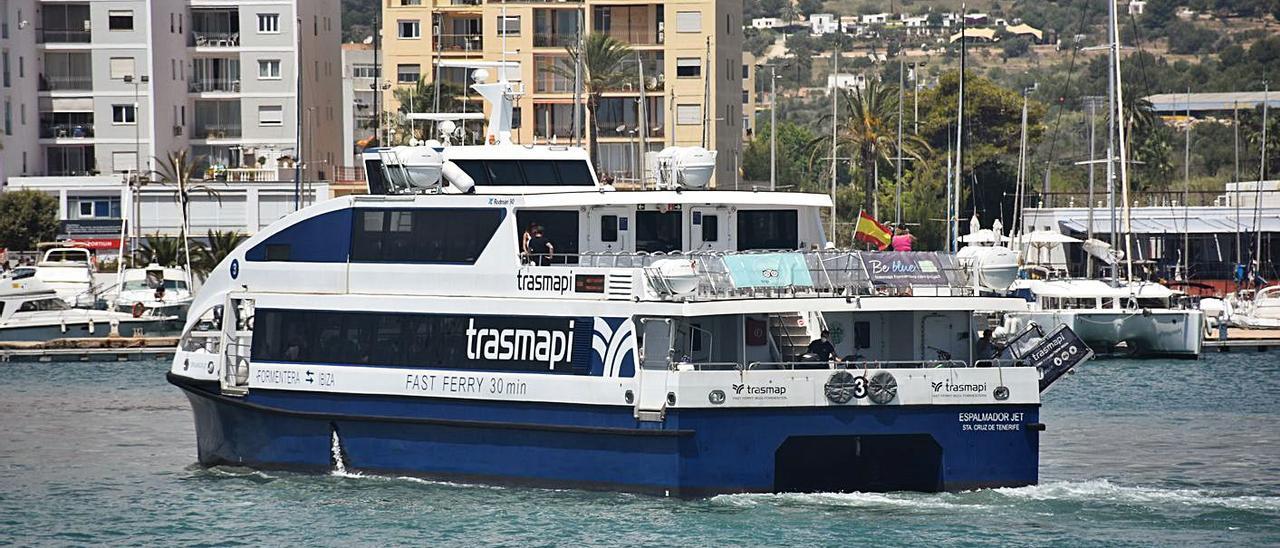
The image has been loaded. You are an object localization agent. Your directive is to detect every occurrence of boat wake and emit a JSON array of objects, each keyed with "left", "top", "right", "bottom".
[{"left": 712, "top": 479, "right": 1280, "bottom": 513}]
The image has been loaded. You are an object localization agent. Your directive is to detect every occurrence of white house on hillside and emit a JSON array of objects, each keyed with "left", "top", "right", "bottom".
[{"left": 810, "top": 14, "right": 838, "bottom": 35}]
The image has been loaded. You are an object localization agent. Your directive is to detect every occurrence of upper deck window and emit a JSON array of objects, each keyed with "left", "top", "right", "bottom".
[
  {"left": 350, "top": 208, "right": 505, "bottom": 264},
  {"left": 737, "top": 209, "right": 798, "bottom": 250},
  {"left": 452, "top": 159, "right": 594, "bottom": 186},
  {"left": 246, "top": 209, "right": 353, "bottom": 262},
  {"left": 636, "top": 211, "right": 681, "bottom": 253}
]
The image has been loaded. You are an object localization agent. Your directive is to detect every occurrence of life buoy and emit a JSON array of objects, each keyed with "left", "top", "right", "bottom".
[{"left": 131, "top": 302, "right": 145, "bottom": 318}]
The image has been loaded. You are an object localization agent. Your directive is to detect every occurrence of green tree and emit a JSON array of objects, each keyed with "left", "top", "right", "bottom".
[
  {"left": 0, "top": 190, "right": 59, "bottom": 251},
  {"left": 810, "top": 79, "right": 931, "bottom": 215},
  {"left": 134, "top": 233, "right": 202, "bottom": 268},
  {"left": 194, "top": 229, "right": 248, "bottom": 279},
  {"left": 742, "top": 121, "right": 820, "bottom": 190},
  {"left": 553, "top": 34, "right": 634, "bottom": 170},
  {"left": 152, "top": 150, "right": 221, "bottom": 276}
]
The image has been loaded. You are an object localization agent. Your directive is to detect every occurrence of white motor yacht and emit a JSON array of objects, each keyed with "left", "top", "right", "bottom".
[
  {"left": 112, "top": 265, "right": 194, "bottom": 319},
  {"left": 33, "top": 247, "right": 99, "bottom": 308},
  {"left": 1230, "top": 285, "right": 1280, "bottom": 329},
  {"left": 0, "top": 278, "right": 180, "bottom": 341}
]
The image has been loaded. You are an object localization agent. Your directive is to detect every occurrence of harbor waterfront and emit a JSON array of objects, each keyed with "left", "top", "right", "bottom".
[{"left": 0, "top": 355, "right": 1276, "bottom": 546}]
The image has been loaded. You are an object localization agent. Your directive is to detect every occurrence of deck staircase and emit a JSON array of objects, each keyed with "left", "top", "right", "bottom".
[{"left": 769, "top": 312, "right": 813, "bottom": 362}]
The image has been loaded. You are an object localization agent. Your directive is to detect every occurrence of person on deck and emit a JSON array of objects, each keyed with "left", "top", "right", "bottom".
[
  {"left": 891, "top": 227, "right": 915, "bottom": 252},
  {"left": 528, "top": 226, "right": 555, "bottom": 266},
  {"left": 807, "top": 330, "right": 840, "bottom": 362}
]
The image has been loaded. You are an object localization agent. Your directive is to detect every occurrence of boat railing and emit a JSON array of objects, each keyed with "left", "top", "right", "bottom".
[
  {"left": 673, "top": 359, "right": 1001, "bottom": 371},
  {"left": 570, "top": 249, "right": 972, "bottom": 301}
]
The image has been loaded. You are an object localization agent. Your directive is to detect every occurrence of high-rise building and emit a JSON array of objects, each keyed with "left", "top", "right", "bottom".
[
  {"left": 0, "top": 0, "right": 342, "bottom": 184},
  {"left": 380, "top": 0, "right": 744, "bottom": 187}
]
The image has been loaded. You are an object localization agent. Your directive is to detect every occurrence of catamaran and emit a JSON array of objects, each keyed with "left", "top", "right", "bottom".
[{"left": 166, "top": 65, "right": 1089, "bottom": 495}]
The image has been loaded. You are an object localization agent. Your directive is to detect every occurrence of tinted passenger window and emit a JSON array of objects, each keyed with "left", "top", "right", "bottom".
[
  {"left": 448, "top": 159, "right": 594, "bottom": 186},
  {"left": 737, "top": 209, "right": 798, "bottom": 251},
  {"left": 350, "top": 208, "right": 505, "bottom": 264},
  {"left": 636, "top": 211, "right": 681, "bottom": 253},
  {"left": 521, "top": 160, "right": 559, "bottom": 185},
  {"left": 701, "top": 214, "right": 719, "bottom": 242},
  {"left": 601, "top": 215, "right": 618, "bottom": 242},
  {"left": 246, "top": 208, "right": 353, "bottom": 262},
  {"left": 486, "top": 160, "right": 524, "bottom": 185},
  {"left": 554, "top": 160, "right": 594, "bottom": 185}
]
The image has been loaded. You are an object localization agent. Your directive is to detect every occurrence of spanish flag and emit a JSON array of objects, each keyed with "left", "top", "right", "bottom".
[{"left": 853, "top": 211, "right": 893, "bottom": 250}]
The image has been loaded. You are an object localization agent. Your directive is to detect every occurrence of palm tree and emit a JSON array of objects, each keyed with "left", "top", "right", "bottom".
[
  {"left": 811, "top": 79, "right": 931, "bottom": 214},
  {"left": 552, "top": 33, "right": 634, "bottom": 169},
  {"left": 391, "top": 78, "right": 467, "bottom": 144},
  {"left": 151, "top": 150, "right": 222, "bottom": 281},
  {"left": 134, "top": 233, "right": 202, "bottom": 267},
  {"left": 194, "top": 229, "right": 247, "bottom": 279}
]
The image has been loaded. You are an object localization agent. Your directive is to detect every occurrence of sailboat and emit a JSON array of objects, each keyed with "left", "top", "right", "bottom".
[{"left": 1001, "top": 0, "right": 1205, "bottom": 358}]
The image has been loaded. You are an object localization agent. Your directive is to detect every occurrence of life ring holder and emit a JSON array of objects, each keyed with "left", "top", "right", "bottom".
[{"left": 131, "top": 302, "right": 146, "bottom": 318}]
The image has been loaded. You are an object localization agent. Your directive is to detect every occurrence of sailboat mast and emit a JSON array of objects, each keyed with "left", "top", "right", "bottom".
[
  {"left": 1183, "top": 86, "right": 1191, "bottom": 281},
  {"left": 1255, "top": 83, "right": 1269, "bottom": 273},
  {"left": 1086, "top": 98, "right": 1097, "bottom": 279},
  {"left": 1234, "top": 100, "right": 1241, "bottom": 267},
  {"left": 1109, "top": 0, "right": 1135, "bottom": 285},
  {"left": 953, "top": 4, "right": 966, "bottom": 253},
  {"left": 830, "top": 42, "right": 839, "bottom": 243}
]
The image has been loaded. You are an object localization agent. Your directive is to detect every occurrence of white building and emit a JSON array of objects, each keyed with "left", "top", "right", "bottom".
[
  {"left": 750, "top": 17, "right": 782, "bottom": 30},
  {"left": 5, "top": 174, "right": 331, "bottom": 257},
  {"left": 826, "top": 72, "right": 866, "bottom": 91},
  {"left": 1129, "top": 1, "right": 1147, "bottom": 15},
  {"left": 860, "top": 13, "right": 890, "bottom": 25},
  {"left": 341, "top": 41, "right": 375, "bottom": 168},
  {"left": 1, "top": 0, "right": 39, "bottom": 180},
  {"left": 0, "top": 0, "right": 342, "bottom": 185},
  {"left": 809, "top": 13, "right": 837, "bottom": 36}
]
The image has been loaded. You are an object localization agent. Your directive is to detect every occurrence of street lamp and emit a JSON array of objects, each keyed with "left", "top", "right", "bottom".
[
  {"left": 371, "top": 80, "right": 393, "bottom": 145},
  {"left": 758, "top": 64, "right": 782, "bottom": 191}
]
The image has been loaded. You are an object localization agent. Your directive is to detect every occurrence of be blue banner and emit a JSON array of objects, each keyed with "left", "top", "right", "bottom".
[
  {"left": 860, "top": 252, "right": 949, "bottom": 286},
  {"left": 723, "top": 253, "right": 814, "bottom": 288}
]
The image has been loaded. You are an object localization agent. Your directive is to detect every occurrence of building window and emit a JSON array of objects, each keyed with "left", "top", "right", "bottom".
[
  {"left": 397, "top": 64, "right": 420, "bottom": 84},
  {"left": 676, "top": 58, "right": 701, "bottom": 78},
  {"left": 258, "top": 105, "right": 283, "bottom": 126},
  {"left": 401, "top": 0, "right": 423, "bottom": 5},
  {"left": 398, "top": 20, "right": 420, "bottom": 39},
  {"left": 109, "top": 57, "right": 135, "bottom": 80},
  {"left": 2, "top": 52, "right": 9, "bottom": 88},
  {"left": 497, "top": 15, "right": 520, "bottom": 35},
  {"left": 108, "top": 10, "right": 134, "bottom": 31},
  {"left": 258, "top": 13, "right": 280, "bottom": 33},
  {"left": 75, "top": 197, "right": 121, "bottom": 219},
  {"left": 258, "top": 59, "right": 281, "bottom": 79},
  {"left": 352, "top": 64, "right": 378, "bottom": 79},
  {"left": 112, "top": 105, "right": 137, "bottom": 125},
  {"left": 675, "top": 12, "right": 701, "bottom": 33},
  {"left": 676, "top": 104, "right": 700, "bottom": 125}
]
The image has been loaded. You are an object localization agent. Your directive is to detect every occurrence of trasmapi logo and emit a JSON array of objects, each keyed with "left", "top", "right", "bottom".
[
  {"left": 931, "top": 379, "right": 987, "bottom": 393},
  {"left": 465, "top": 318, "right": 574, "bottom": 369},
  {"left": 517, "top": 272, "right": 572, "bottom": 294},
  {"left": 730, "top": 383, "right": 788, "bottom": 397}
]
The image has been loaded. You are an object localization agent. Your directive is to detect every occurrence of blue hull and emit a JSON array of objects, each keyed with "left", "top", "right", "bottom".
[{"left": 171, "top": 374, "right": 1040, "bottom": 496}]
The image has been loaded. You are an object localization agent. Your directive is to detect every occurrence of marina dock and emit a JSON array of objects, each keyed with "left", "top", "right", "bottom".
[
  {"left": 0, "top": 338, "right": 178, "bottom": 363},
  {"left": 1205, "top": 329, "right": 1280, "bottom": 352}
]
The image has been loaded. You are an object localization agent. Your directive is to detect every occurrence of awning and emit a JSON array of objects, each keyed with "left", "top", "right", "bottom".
[{"left": 1025, "top": 207, "right": 1280, "bottom": 235}]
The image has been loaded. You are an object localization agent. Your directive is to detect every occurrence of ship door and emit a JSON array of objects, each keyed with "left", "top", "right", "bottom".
[
  {"left": 589, "top": 207, "right": 632, "bottom": 253},
  {"left": 689, "top": 207, "right": 729, "bottom": 251},
  {"left": 635, "top": 318, "right": 673, "bottom": 421},
  {"left": 919, "top": 313, "right": 955, "bottom": 364},
  {"left": 219, "top": 293, "right": 255, "bottom": 396}
]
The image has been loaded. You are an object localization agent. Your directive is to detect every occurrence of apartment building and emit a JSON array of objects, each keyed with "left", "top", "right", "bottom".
[
  {"left": 0, "top": 0, "right": 341, "bottom": 185},
  {"left": 341, "top": 41, "right": 376, "bottom": 168},
  {"left": 381, "top": 0, "right": 745, "bottom": 188}
]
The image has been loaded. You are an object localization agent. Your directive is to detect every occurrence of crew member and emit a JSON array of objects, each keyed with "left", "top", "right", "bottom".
[
  {"left": 807, "top": 330, "right": 840, "bottom": 362},
  {"left": 528, "top": 226, "right": 555, "bottom": 266}
]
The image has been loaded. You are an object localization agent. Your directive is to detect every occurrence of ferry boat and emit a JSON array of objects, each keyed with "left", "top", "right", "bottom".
[{"left": 167, "top": 68, "right": 1089, "bottom": 495}]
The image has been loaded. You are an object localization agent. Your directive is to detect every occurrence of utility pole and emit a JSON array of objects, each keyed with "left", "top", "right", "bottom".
[
  {"left": 768, "top": 65, "right": 777, "bottom": 191},
  {"left": 830, "top": 42, "right": 839, "bottom": 243},
  {"left": 895, "top": 56, "right": 904, "bottom": 226}
]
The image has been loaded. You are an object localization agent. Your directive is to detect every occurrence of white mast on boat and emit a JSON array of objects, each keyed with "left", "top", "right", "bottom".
[
  {"left": 830, "top": 41, "right": 839, "bottom": 243},
  {"left": 1182, "top": 86, "right": 1191, "bottom": 281},
  {"left": 1254, "top": 82, "right": 1269, "bottom": 273},
  {"left": 952, "top": 3, "right": 966, "bottom": 253},
  {"left": 1109, "top": 0, "right": 1135, "bottom": 286}
]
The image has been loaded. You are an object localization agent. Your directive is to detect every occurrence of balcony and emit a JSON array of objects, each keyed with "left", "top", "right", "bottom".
[
  {"left": 204, "top": 167, "right": 282, "bottom": 182},
  {"left": 193, "top": 125, "right": 242, "bottom": 139},
  {"left": 439, "top": 34, "right": 483, "bottom": 52},
  {"left": 191, "top": 32, "right": 240, "bottom": 48},
  {"left": 533, "top": 34, "right": 577, "bottom": 48},
  {"left": 190, "top": 8, "right": 240, "bottom": 48},
  {"left": 37, "top": 29, "right": 92, "bottom": 43},
  {"left": 39, "top": 123, "right": 95, "bottom": 139},
  {"left": 38, "top": 74, "right": 92, "bottom": 92},
  {"left": 189, "top": 79, "right": 241, "bottom": 93}
]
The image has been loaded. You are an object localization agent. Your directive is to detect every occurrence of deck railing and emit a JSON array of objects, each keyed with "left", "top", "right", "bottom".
[{"left": 673, "top": 359, "right": 1018, "bottom": 371}]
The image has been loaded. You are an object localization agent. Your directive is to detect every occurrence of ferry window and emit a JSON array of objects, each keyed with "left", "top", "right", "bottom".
[
  {"left": 452, "top": 160, "right": 492, "bottom": 185},
  {"left": 636, "top": 211, "right": 681, "bottom": 253},
  {"left": 246, "top": 208, "right": 353, "bottom": 262},
  {"left": 350, "top": 208, "right": 505, "bottom": 264},
  {"left": 365, "top": 158, "right": 388, "bottom": 194},
  {"left": 853, "top": 321, "right": 871, "bottom": 349},
  {"left": 486, "top": 160, "right": 524, "bottom": 185},
  {"left": 737, "top": 209, "right": 798, "bottom": 250},
  {"left": 555, "top": 160, "right": 594, "bottom": 185},
  {"left": 601, "top": 215, "right": 618, "bottom": 242},
  {"left": 517, "top": 210, "right": 579, "bottom": 264},
  {"left": 521, "top": 160, "right": 559, "bottom": 185},
  {"left": 701, "top": 214, "right": 719, "bottom": 242}
]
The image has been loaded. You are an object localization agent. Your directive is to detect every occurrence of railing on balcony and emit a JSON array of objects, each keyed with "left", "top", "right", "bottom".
[
  {"left": 38, "top": 74, "right": 92, "bottom": 91},
  {"left": 193, "top": 125, "right": 242, "bottom": 139},
  {"left": 189, "top": 79, "right": 241, "bottom": 93},
  {"left": 439, "top": 34, "right": 483, "bottom": 51},
  {"left": 39, "top": 123, "right": 95, "bottom": 139},
  {"left": 191, "top": 32, "right": 240, "bottom": 48},
  {"left": 204, "top": 167, "right": 281, "bottom": 182},
  {"left": 533, "top": 34, "right": 577, "bottom": 48},
  {"left": 334, "top": 166, "right": 366, "bottom": 182},
  {"left": 37, "top": 29, "right": 92, "bottom": 43}
]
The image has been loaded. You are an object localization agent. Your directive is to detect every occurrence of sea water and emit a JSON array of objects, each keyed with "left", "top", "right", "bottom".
[{"left": 0, "top": 353, "right": 1276, "bottom": 546}]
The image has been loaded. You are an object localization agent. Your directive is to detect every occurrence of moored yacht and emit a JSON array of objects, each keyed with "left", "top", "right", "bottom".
[
  {"left": 166, "top": 66, "right": 1089, "bottom": 495},
  {"left": 111, "top": 265, "right": 194, "bottom": 319},
  {"left": 33, "top": 247, "right": 99, "bottom": 308},
  {"left": 0, "top": 277, "right": 179, "bottom": 341}
]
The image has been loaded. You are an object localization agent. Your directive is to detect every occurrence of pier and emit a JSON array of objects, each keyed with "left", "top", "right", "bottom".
[
  {"left": 1205, "top": 329, "right": 1280, "bottom": 352},
  {"left": 0, "top": 338, "right": 178, "bottom": 363}
]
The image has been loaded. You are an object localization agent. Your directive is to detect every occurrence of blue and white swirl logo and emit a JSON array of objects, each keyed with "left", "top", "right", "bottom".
[{"left": 590, "top": 317, "right": 635, "bottom": 377}]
